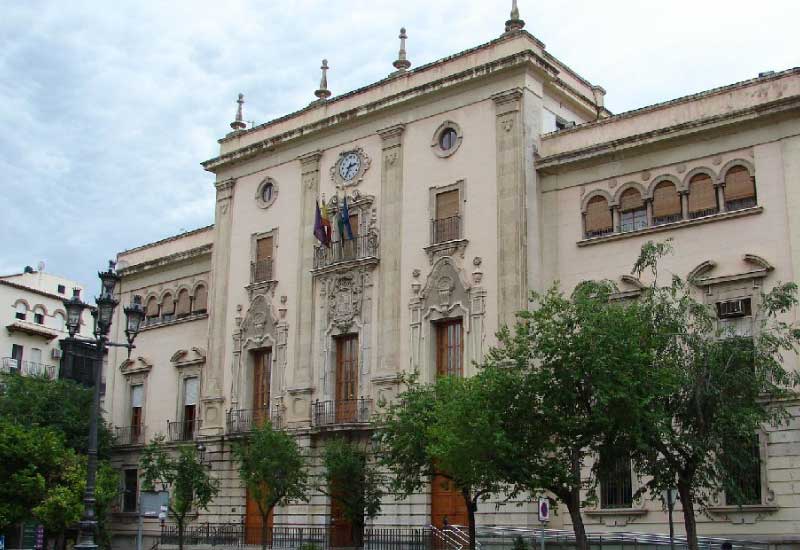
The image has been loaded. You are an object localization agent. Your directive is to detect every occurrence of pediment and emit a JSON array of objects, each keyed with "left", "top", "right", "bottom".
[
  {"left": 170, "top": 347, "right": 206, "bottom": 368},
  {"left": 120, "top": 356, "right": 153, "bottom": 375}
]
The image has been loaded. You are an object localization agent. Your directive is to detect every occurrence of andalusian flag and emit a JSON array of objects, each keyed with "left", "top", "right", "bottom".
[
  {"left": 341, "top": 196, "right": 354, "bottom": 240},
  {"left": 320, "top": 201, "right": 333, "bottom": 245}
]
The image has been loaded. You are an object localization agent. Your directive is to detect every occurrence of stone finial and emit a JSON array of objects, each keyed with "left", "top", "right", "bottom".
[
  {"left": 315, "top": 59, "right": 332, "bottom": 101},
  {"left": 230, "top": 93, "right": 246, "bottom": 131},
  {"left": 505, "top": 0, "right": 525, "bottom": 33},
  {"left": 392, "top": 27, "right": 411, "bottom": 73}
]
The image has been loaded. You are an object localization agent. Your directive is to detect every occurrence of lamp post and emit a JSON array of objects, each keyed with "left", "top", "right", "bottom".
[{"left": 64, "top": 261, "right": 145, "bottom": 550}]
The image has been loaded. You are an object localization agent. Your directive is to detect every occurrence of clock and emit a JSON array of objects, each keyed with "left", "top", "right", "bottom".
[{"left": 338, "top": 152, "right": 361, "bottom": 182}]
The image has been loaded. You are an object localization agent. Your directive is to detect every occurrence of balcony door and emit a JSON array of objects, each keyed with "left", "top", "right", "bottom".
[
  {"left": 435, "top": 319, "right": 463, "bottom": 378},
  {"left": 431, "top": 474, "right": 468, "bottom": 529},
  {"left": 252, "top": 349, "right": 272, "bottom": 427},
  {"left": 335, "top": 335, "right": 358, "bottom": 423}
]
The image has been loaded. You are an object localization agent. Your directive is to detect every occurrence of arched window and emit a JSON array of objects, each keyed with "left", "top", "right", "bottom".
[
  {"left": 15, "top": 302, "right": 27, "bottom": 321},
  {"left": 652, "top": 181, "right": 682, "bottom": 225},
  {"left": 193, "top": 285, "right": 208, "bottom": 314},
  {"left": 54, "top": 311, "right": 66, "bottom": 332},
  {"left": 584, "top": 196, "right": 613, "bottom": 238},
  {"left": 145, "top": 297, "right": 159, "bottom": 323},
  {"left": 33, "top": 306, "right": 46, "bottom": 325},
  {"left": 619, "top": 188, "right": 647, "bottom": 232},
  {"left": 161, "top": 293, "right": 175, "bottom": 321},
  {"left": 724, "top": 166, "right": 757, "bottom": 211},
  {"left": 176, "top": 289, "right": 191, "bottom": 318},
  {"left": 688, "top": 173, "right": 718, "bottom": 218}
]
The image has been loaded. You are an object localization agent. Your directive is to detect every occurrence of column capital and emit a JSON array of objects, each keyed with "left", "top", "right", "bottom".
[
  {"left": 492, "top": 88, "right": 523, "bottom": 114},
  {"left": 298, "top": 150, "right": 323, "bottom": 171},
  {"left": 378, "top": 124, "right": 406, "bottom": 148},
  {"left": 214, "top": 177, "right": 236, "bottom": 200}
]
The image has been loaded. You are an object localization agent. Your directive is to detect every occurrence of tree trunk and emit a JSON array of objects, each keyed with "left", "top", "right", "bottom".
[
  {"left": 566, "top": 489, "right": 589, "bottom": 550},
  {"left": 677, "top": 480, "right": 698, "bottom": 550},
  {"left": 177, "top": 518, "right": 185, "bottom": 550},
  {"left": 463, "top": 491, "right": 478, "bottom": 550},
  {"left": 261, "top": 514, "right": 268, "bottom": 550}
]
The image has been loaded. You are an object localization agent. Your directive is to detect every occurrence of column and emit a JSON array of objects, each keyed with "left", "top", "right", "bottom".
[
  {"left": 645, "top": 198, "right": 654, "bottom": 226},
  {"left": 716, "top": 183, "right": 727, "bottom": 213},
  {"left": 202, "top": 177, "right": 235, "bottom": 434},
  {"left": 492, "top": 89, "right": 528, "bottom": 328},
  {"left": 680, "top": 191, "right": 689, "bottom": 220},
  {"left": 376, "top": 124, "right": 405, "bottom": 374},
  {"left": 612, "top": 206, "right": 621, "bottom": 232}
]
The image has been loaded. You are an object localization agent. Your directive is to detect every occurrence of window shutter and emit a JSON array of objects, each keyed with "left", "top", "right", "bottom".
[
  {"left": 184, "top": 377, "right": 199, "bottom": 406},
  {"left": 161, "top": 293, "right": 175, "bottom": 315},
  {"left": 435, "top": 190, "right": 459, "bottom": 220},
  {"left": 688, "top": 173, "right": 717, "bottom": 213},
  {"left": 349, "top": 213, "right": 359, "bottom": 237},
  {"left": 724, "top": 166, "right": 756, "bottom": 201},
  {"left": 145, "top": 297, "right": 159, "bottom": 317},
  {"left": 193, "top": 285, "right": 208, "bottom": 312},
  {"left": 131, "top": 385, "right": 143, "bottom": 408},
  {"left": 619, "top": 188, "right": 644, "bottom": 212},
  {"left": 256, "top": 236, "right": 274, "bottom": 261},
  {"left": 176, "top": 289, "right": 191, "bottom": 316},
  {"left": 585, "top": 196, "right": 612, "bottom": 233},
  {"left": 652, "top": 182, "right": 681, "bottom": 217}
]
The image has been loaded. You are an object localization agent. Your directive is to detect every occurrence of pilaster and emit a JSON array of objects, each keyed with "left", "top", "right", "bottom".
[
  {"left": 376, "top": 124, "right": 405, "bottom": 374},
  {"left": 202, "top": 177, "right": 236, "bottom": 434},
  {"left": 492, "top": 89, "right": 527, "bottom": 328}
]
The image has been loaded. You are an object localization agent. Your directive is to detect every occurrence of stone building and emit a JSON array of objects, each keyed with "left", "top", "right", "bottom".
[{"left": 105, "top": 4, "right": 800, "bottom": 549}]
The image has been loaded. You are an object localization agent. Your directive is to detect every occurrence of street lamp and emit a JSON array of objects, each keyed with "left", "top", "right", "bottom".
[{"left": 65, "top": 260, "right": 145, "bottom": 550}]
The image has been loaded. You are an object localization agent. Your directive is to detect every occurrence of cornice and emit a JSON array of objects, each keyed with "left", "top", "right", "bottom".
[{"left": 117, "top": 244, "right": 213, "bottom": 277}]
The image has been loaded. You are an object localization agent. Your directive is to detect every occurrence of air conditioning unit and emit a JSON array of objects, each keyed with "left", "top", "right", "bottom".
[
  {"left": 52, "top": 348, "right": 64, "bottom": 359},
  {"left": 717, "top": 298, "right": 752, "bottom": 319}
]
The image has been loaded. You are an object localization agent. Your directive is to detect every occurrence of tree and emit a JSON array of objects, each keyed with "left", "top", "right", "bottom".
[
  {"left": 484, "top": 279, "right": 653, "bottom": 550},
  {"left": 232, "top": 422, "right": 308, "bottom": 550},
  {"left": 378, "top": 373, "right": 512, "bottom": 550},
  {"left": 319, "top": 438, "right": 383, "bottom": 548},
  {"left": 617, "top": 241, "right": 800, "bottom": 550},
  {"left": 139, "top": 436, "right": 220, "bottom": 550}
]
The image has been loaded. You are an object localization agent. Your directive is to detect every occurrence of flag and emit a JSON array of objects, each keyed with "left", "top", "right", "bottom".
[
  {"left": 320, "top": 201, "right": 332, "bottom": 245},
  {"left": 313, "top": 200, "right": 328, "bottom": 246},
  {"left": 341, "top": 196, "right": 354, "bottom": 241}
]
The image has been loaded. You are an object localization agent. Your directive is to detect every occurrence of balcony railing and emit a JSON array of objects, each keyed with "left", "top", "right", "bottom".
[
  {"left": 113, "top": 425, "right": 146, "bottom": 446},
  {"left": 689, "top": 206, "right": 719, "bottom": 219},
  {"left": 726, "top": 196, "right": 758, "bottom": 212},
  {"left": 431, "top": 215, "right": 461, "bottom": 244},
  {"left": 652, "top": 212, "right": 683, "bottom": 226},
  {"left": 312, "top": 398, "right": 373, "bottom": 427},
  {"left": 314, "top": 235, "right": 378, "bottom": 270},
  {"left": 167, "top": 419, "right": 201, "bottom": 442},
  {"left": 1, "top": 358, "right": 57, "bottom": 379},
  {"left": 226, "top": 406, "right": 283, "bottom": 434},
  {"left": 251, "top": 258, "right": 274, "bottom": 284},
  {"left": 1, "top": 358, "right": 19, "bottom": 375}
]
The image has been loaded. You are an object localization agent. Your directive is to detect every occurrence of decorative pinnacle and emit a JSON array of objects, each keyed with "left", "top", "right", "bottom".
[
  {"left": 505, "top": 0, "right": 525, "bottom": 33},
  {"left": 315, "top": 59, "right": 332, "bottom": 101},
  {"left": 230, "top": 93, "right": 246, "bottom": 131},
  {"left": 392, "top": 27, "right": 411, "bottom": 72}
]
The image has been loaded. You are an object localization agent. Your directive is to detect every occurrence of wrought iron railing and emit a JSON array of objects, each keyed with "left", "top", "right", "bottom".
[
  {"left": 584, "top": 226, "right": 614, "bottom": 239},
  {"left": 725, "top": 197, "right": 757, "bottom": 212},
  {"left": 431, "top": 216, "right": 461, "bottom": 244},
  {"left": 652, "top": 212, "right": 683, "bottom": 226},
  {"left": 314, "top": 234, "right": 378, "bottom": 270},
  {"left": 113, "top": 425, "right": 146, "bottom": 446},
  {"left": 226, "top": 406, "right": 283, "bottom": 434},
  {"left": 251, "top": 258, "right": 274, "bottom": 284},
  {"left": 312, "top": 398, "right": 373, "bottom": 427},
  {"left": 167, "top": 419, "right": 201, "bottom": 442},
  {"left": 689, "top": 206, "right": 719, "bottom": 219}
]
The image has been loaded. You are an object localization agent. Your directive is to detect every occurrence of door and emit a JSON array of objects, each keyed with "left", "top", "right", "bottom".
[
  {"left": 252, "top": 349, "right": 271, "bottom": 427},
  {"left": 436, "top": 319, "right": 463, "bottom": 378},
  {"left": 245, "top": 487, "right": 274, "bottom": 545},
  {"left": 431, "top": 474, "right": 468, "bottom": 529},
  {"left": 330, "top": 481, "right": 359, "bottom": 548},
  {"left": 335, "top": 335, "right": 358, "bottom": 423}
]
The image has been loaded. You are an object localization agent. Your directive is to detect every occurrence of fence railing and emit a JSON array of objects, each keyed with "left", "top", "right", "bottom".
[
  {"left": 0, "top": 358, "right": 58, "bottom": 379},
  {"left": 0, "top": 357, "right": 19, "bottom": 374},
  {"left": 226, "top": 406, "right": 284, "bottom": 434},
  {"left": 113, "top": 425, "right": 146, "bottom": 446},
  {"left": 314, "top": 234, "right": 378, "bottom": 270},
  {"left": 251, "top": 258, "right": 274, "bottom": 284},
  {"left": 431, "top": 216, "right": 461, "bottom": 244},
  {"left": 725, "top": 197, "right": 757, "bottom": 212},
  {"left": 312, "top": 398, "right": 373, "bottom": 427},
  {"left": 167, "top": 419, "right": 201, "bottom": 442},
  {"left": 652, "top": 212, "right": 683, "bottom": 226}
]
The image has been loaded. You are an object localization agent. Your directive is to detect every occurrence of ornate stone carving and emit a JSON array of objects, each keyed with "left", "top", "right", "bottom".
[
  {"left": 326, "top": 272, "right": 364, "bottom": 332},
  {"left": 240, "top": 292, "right": 278, "bottom": 350}
]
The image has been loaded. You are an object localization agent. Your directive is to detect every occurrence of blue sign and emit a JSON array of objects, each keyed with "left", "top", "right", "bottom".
[{"left": 1, "top": 534, "right": 6, "bottom": 550}]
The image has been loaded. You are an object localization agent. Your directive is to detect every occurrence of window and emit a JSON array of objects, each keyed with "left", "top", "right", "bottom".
[
  {"left": 724, "top": 166, "right": 757, "bottom": 211},
  {"left": 436, "top": 319, "right": 463, "bottom": 378},
  {"left": 30, "top": 348, "right": 42, "bottom": 366},
  {"left": 192, "top": 284, "right": 208, "bottom": 314},
  {"left": 431, "top": 121, "right": 463, "bottom": 158},
  {"left": 619, "top": 188, "right": 647, "bottom": 233},
  {"left": 433, "top": 190, "right": 460, "bottom": 243},
  {"left": 688, "top": 173, "right": 718, "bottom": 218},
  {"left": 130, "top": 385, "right": 143, "bottom": 436},
  {"left": 11, "top": 344, "right": 23, "bottom": 367},
  {"left": 161, "top": 293, "right": 175, "bottom": 322},
  {"left": 253, "top": 236, "right": 274, "bottom": 283},
  {"left": 335, "top": 335, "right": 359, "bottom": 423},
  {"left": 652, "top": 181, "right": 682, "bottom": 225},
  {"left": 145, "top": 297, "right": 159, "bottom": 323},
  {"left": 123, "top": 469, "right": 138, "bottom": 512},
  {"left": 724, "top": 435, "right": 762, "bottom": 506},
  {"left": 255, "top": 178, "right": 279, "bottom": 209},
  {"left": 600, "top": 455, "right": 633, "bottom": 509},
  {"left": 176, "top": 289, "right": 191, "bottom": 318},
  {"left": 15, "top": 302, "right": 26, "bottom": 321},
  {"left": 261, "top": 181, "right": 274, "bottom": 203},
  {"left": 57, "top": 284, "right": 66, "bottom": 294},
  {"left": 182, "top": 377, "right": 199, "bottom": 440},
  {"left": 33, "top": 308, "right": 45, "bottom": 325},
  {"left": 717, "top": 298, "right": 753, "bottom": 338},
  {"left": 584, "top": 195, "right": 613, "bottom": 238},
  {"left": 55, "top": 311, "right": 66, "bottom": 332},
  {"left": 439, "top": 128, "right": 458, "bottom": 151}
]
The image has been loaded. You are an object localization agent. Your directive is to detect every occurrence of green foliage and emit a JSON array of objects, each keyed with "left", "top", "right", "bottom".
[
  {"left": 512, "top": 535, "right": 529, "bottom": 550},
  {"left": 321, "top": 438, "right": 383, "bottom": 530},
  {"left": 232, "top": 421, "right": 308, "bottom": 530}
]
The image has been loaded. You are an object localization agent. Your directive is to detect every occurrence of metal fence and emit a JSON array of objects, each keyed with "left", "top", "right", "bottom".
[{"left": 312, "top": 398, "right": 373, "bottom": 427}]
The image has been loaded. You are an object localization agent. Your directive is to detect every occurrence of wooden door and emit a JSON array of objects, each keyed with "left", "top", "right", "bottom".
[
  {"left": 245, "top": 487, "right": 274, "bottom": 545},
  {"left": 252, "top": 349, "right": 271, "bottom": 426},
  {"left": 431, "top": 474, "right": 468, "bottom": 529},
  {"left": 436, "top": 319, "right": 463, "bottom": 378},
  {"left": 335, "top": 335, "right": 358, "bottom": 423}
]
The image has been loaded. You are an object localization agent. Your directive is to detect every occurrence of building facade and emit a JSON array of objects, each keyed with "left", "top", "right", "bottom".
[{"left": 104, "top": 6, "right": 800, "bottom": 549}]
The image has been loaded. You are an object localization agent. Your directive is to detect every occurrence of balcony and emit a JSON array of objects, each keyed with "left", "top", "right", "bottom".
[
  {"left": 1, "top": 358, "right": 58, "bottom": 379},
  {"left": 726, "top": 196, "right": 758, "bottom": 212},
  {"left": 250, "top": 258, "right": 274, "bottom": 284},
  {"left": 312, "top": 398, "right": 373, "bottom": 428},
  {"left": 167, "top": 419, "right": 201, "bottom": 442},
  {"left": 226, "top": 406, "right": 283, "bottom": 434},
  {"left": 431, "top": 215, "right": 461, "bottom": 244},
  {"left": 313, "top": 235, "right": 379, "bottom": 273},
  {"left": 113, "top": 425, "right": 146, "bottom": 446}
]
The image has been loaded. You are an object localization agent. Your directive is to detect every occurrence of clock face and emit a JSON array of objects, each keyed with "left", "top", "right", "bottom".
[{"left": 338, "top": 152, "right": 361, "bottom": 181}]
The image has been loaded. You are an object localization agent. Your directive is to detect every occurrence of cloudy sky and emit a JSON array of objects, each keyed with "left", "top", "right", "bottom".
[{"left": 1, "top": 0, "right": 798, "bottom": 289}]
